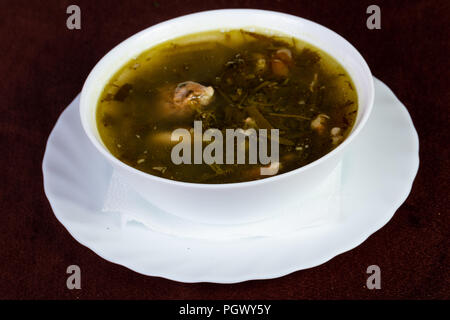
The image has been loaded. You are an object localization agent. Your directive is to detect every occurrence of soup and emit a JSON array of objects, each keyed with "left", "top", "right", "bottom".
[{"left": 96, "top": 29, "right": 358, "bottom": 183}]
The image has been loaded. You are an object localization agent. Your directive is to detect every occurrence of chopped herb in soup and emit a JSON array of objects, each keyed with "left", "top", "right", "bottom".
[{"left": 96, "top": 29, "right": 358, "bottom": 183}]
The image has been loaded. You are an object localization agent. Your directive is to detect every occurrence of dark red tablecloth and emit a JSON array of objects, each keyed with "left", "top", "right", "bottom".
[{"left": 0, "top": 0, "right": 448, "bottom": 299}]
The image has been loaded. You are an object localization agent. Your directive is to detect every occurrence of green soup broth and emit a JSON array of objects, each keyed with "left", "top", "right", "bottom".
[{"left": 96, "top": 29, "right": 358, "bottom": 183}]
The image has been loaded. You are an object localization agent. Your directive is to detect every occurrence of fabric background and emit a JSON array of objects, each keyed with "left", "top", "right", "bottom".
[{"left": 0, "top": 0, "right": 448, "bottom": 299}]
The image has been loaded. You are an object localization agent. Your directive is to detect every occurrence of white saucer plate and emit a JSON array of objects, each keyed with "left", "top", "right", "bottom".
[{"left": 43, "top": 78, "right": 419, "bottom": 283}]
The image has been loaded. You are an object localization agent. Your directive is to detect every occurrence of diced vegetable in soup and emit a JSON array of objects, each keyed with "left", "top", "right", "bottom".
[{"left": 96, "top": 29, "right": 358, "bottom": 183}]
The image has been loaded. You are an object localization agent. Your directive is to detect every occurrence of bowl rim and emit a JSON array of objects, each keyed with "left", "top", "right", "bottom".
[{"left": 80, "top": 8, "right": 374, "bottom": 190}]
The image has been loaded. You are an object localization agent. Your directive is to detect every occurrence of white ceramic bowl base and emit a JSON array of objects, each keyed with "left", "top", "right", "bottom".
[
  {"left": 100, "top": 162, "right": 343, "bottom": 240},
  {"left": 43, "top": 78, "right": 419, "bottom": 283}
]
